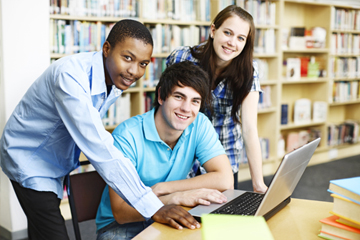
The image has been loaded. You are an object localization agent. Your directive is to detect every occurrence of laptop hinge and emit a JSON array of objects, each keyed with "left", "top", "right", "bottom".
[{"left": 263, "top": 196, "right": 291, "bottom": 221}]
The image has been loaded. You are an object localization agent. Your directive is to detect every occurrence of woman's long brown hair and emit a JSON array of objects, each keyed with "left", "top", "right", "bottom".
[{"left": 191, "top": 5, "right": 256, "bottom": 124}]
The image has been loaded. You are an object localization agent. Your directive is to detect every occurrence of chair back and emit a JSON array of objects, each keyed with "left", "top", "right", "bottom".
[
  {"left": 66, "top": 165, "right": 106, "bottom": 240},
  {"left": 69, "top": 170, "right": 106, "bottom": 222}
]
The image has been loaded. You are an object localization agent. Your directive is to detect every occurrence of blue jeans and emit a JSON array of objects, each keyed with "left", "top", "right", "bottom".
[{"left": 97, "top": 220, "right": 154, "bottom": 240}]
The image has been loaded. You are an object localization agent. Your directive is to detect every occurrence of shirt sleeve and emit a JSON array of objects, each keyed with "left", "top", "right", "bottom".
[
  {"left": 54, "top": 72, "right": 163, "bottom": 219},
  {"left": 251, "top": 60, "right": 262, "bottom": 93},
  {"left": 195, "top": 114, "right": 226, "bottom": 166}
]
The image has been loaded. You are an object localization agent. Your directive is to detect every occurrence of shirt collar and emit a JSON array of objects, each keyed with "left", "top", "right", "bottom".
[
  {"left": 143, "top": 108, "right": 193, "bottom": 143},
  {"left": 90, "top": 51, "right": 122, "bottom": 97}
]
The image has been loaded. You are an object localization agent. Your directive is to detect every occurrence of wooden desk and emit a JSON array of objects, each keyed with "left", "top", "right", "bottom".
[{"left": 133, "top": 198, "right": 333, "bottom": 240}]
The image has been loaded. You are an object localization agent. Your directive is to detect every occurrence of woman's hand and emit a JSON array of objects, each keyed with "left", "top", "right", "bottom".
[{"left": 253, "top": 181, "right": 268, "bottom": 194}]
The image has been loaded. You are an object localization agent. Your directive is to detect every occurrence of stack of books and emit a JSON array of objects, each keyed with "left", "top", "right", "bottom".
[{"left": 318, "top": 177, "right": 360, "bottom": 239}]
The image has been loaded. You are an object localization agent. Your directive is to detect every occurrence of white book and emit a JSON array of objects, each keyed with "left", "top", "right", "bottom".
[
  {"left": 107, "top": 103, "right": 115, "bottom": 126},
  {"left": 270, "top": 2, "right": 276, "bottom": 25},
  {"left": 155, "top": 24, "right": 162, "bottom": 54},
  {"left": 265, "top": 29, "right": 275, "bottom": 54},
  {"left": 255, "top": 58, "right": 269, "bottom": 82},
  {"left": 171, "top": 25, "right": 181, "bottom": 51},
  {"left": 294, "top": 98, "right": 311, "bottom": 124},
  {"left": 351, "top": 81, "right": 358, "bottom": 100},
  {"left": 115, "top": 93, "right": 131, "bottom": 125},
  {"left": 312, "top": 101, "right": 327, "bottom": 122},
  {"left": 286, "top": 58, "right": 301, "bottom": 81},
  {"left": 182, "top": 27, "right": 191, "bottom": 47},
  {"left": 190, "top": 25, "right": 200, "bottom": 46}
]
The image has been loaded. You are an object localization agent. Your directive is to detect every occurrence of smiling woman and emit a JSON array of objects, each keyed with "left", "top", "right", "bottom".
[{"left": 166, "top": 5, "right": 268, "bottom": 193}]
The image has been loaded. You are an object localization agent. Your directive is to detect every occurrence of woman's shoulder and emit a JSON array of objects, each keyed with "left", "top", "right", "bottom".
[{"left": 167, "top": 45, "right": 199, "bottom": 65}]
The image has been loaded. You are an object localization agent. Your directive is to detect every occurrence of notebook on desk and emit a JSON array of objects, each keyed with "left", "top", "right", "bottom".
[{"left": 189, "top": 138, "right": 321, "bottom": 222}]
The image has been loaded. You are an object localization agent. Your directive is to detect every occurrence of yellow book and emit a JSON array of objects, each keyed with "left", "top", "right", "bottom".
[
  {"left": 201, "top": 214, "right": 274, "bottom": 240},
  {"left": 330, "top": 194, "right": 360, "bottom": 225},
  {"left": 337, "top": 217, "right": 360, "bottom": 230}
]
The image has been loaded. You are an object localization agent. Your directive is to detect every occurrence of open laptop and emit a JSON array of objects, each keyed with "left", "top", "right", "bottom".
[{"left": 189, "top": 138, "right": 321, "bottom": 222}]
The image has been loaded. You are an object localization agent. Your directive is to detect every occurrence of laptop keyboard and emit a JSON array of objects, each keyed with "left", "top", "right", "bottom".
[{"left": 211, "top": 192, "right": 264, "bottom": 216}]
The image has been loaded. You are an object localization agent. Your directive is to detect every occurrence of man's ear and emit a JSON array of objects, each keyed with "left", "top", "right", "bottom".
[
  {"left": 157, "top": 87, "right": 163, "bottom": 105},
  {"left": 102, "top": 41, "right": 111, "bottom": 58}
]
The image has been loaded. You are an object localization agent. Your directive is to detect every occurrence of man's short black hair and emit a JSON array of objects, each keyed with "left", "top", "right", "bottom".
[
  {"left": 106, "top": 19, "right": 153, "bottom": 47},
  {"left": 154, "top": 61, "right": 210, "bottom": 111}
]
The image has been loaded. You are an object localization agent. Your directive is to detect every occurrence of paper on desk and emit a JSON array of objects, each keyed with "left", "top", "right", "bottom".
[{"left": 201, "top": 214, "right": 274, "bottom": 240}]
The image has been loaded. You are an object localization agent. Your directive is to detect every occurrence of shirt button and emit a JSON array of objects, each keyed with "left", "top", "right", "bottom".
[{"left": 167, "top": 148, "right": 170, "bottom": 150}]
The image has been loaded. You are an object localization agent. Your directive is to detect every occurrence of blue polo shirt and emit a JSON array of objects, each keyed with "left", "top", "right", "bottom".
[{"left": 96, "top": 108, "right": 226, "bottom": 231}]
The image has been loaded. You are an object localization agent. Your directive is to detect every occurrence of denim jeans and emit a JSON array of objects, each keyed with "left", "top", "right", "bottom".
[{"left": 97, "top": 220, "right": 154, "bottom": 240}]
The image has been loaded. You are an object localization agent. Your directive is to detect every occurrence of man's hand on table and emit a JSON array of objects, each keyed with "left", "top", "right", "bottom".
[{"left": 151, "top": 204, "right": 201, "bottom": 230}]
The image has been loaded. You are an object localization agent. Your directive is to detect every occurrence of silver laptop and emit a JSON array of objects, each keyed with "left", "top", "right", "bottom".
[{"left": 189, "top": 138, "right": 321, "bottom": 221}]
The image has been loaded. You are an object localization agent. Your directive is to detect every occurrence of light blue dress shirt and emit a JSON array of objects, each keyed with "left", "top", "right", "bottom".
[
  {"left": 0, "top": 51, "right": 163, "bottom": 218},
  {"left": 95, "top": 108, "right": 226, "bottom": 232}
]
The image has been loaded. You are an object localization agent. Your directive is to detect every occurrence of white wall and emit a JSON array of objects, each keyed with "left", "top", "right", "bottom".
[{"left": 0, "top": 0, "right": 50, "bottom": 237}]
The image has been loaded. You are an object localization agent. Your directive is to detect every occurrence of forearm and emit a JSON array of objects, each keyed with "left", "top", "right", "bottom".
[
  {"left": 154, "top": 168, "right": 233, "bottom": 196},
  {"left": 241, "top": 91, "right": 267, "bottom": 193},
  {"left": 242, "top": 127, "right": 265, "bottom": 187},
  {"left": 112, "top": 201, "right": 145, "bottom": 225}
]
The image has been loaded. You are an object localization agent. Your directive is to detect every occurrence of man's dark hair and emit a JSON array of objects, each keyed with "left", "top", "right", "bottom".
[
  {"left": 106, "top": 19, "right": 153, "bottom": 47},
  {"left": 154, "top": 61, "right": 210, "bottom": 111}
]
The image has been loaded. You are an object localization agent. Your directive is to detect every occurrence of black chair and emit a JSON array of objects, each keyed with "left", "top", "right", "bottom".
[{"left": 65, "top": 161, "right": 106, "bottom": 240}]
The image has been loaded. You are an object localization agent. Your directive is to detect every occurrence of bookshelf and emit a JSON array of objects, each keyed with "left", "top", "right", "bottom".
[
  {"left": 49, "top": 1, "right": 360, "bottom": 186},
  {"left": 278, "top": 0, "right": 360, "bottom": 170}
]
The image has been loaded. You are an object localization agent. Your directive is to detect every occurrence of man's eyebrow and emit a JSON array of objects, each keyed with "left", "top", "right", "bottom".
[
  {"left": 173, "top": 91, "right": 202, "bottom": 101},
  {"left": 121, "top": 50, "right": 151, "bottom": 63}
]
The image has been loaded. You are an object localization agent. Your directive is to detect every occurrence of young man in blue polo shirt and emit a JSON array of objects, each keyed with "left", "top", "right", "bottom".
[{"left": 95, "top": 61, "right": 234, "bottom": 240}]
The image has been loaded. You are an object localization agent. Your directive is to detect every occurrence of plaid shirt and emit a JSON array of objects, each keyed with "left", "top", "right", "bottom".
[{"left": 166, "top": 46, "right": 261, "bottom": 174}]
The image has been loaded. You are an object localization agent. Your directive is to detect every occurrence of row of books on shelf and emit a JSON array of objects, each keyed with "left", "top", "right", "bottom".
[
  {"left": 285, "top": 57, "right": 325, "bottom": 81},
  {"left": 332, "top": 81, "right": 359, "bottom": 103},
  {"left": 330, "top": 57, "right": 360, "bottom": 78},
  {"left": 50, "top": 0, "right": 138, "bottom": 17},
  {"left": 331, "top": 32, "right": 360, "bottom": 55},
  {"left": 331, "top": 7, "right": 360, "bottom": 31},
  {"left": 102, "top": 93, "right": 131, "bottom": 127},
  {"left": 258, "top": 85, "right": 271, "bottom": 109},
  {"left": 254, "top": 28, "right": 275, "bottom": 54},
  {"left": 327, "top": 120, "right": 359, "bottom": 146},
  {"left": 318, "top": 177, "right": 360, "bottom": 240},
  {"left": 281, "top": 99, "right": 327, "bottom": 125},
  {"left": 146, "top": 24, "right": 209, "bottom": 55},
  {"left": 282, "top": 27, "right": 326, "bottom": 50},
  {"left": 240, "top": 137, "right": 269, "bottom": 164},
  {"left": 234, "top": 0, "right": 276, "bottom": 26},
  {"left": 144, "top": 92, "right": 156, "bottom": 113},
  {"left": 143, "top": 58, "right": 166, "bottom": 88},
  {"left": 142, "top": 0, "right": 211, "bottom": 22},
  {"left": 50, "top": 0, "right": 212, "bottom": 21},
  {"left": 50, "top": 19, "right": 114, "bottom": 54},
  {"left": 279, "top": 128, "right": 321, "bottom": 156}
]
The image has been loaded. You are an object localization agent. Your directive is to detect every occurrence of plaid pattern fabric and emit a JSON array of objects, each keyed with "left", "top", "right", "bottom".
[{"left": 166, "top": 46, "right": 262, "bottom": 174}]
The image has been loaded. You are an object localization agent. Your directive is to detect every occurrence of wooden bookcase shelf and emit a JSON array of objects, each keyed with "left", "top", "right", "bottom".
[{"left": 49, "top": 0, "right": 360, "bottom": 184}]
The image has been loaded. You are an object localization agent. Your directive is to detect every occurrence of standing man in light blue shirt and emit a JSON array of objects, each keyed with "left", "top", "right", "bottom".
[
  {"left": 95, "top": 61, "right": 234, "bottom": 240},
  {"left": 0, "top": 19, "right": 199, "bottom": 240}
]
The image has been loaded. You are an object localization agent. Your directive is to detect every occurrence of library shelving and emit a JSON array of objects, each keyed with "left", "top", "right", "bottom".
[
  {"left": 278, "top": 0, "right": 360, "bottom": 172},
  {"left": 49, "top": 0, "right": 360, "bottom": 187}
]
